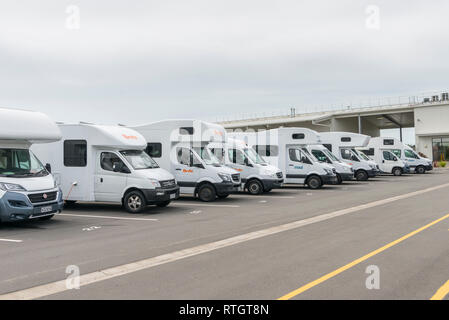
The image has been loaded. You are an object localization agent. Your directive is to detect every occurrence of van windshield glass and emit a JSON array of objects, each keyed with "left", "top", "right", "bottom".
[
  {"left": 0, "top": 149, "right": 48, "bottom": 177},
  {"left": 120, "top": 150, "right": 159, "bottom": 169},
  {"left": 193, "top": 147, "right": 221, "bottom": 166},
  {"left": 322, "top": 148, "right": 339, "bottom": 162},
  {"left": 301, "top": 148, "right": 318, "bottom": 163},
  {"left": 354, "top": 149, "right": 370, "bottom": 161},
  {"left": 243, "top": 148, "right": 266, "bottom": 164}
]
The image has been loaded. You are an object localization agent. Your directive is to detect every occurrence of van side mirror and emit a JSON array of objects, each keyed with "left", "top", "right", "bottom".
[{"left": 45, "top": 163, "right": 52, "bottom": 173}]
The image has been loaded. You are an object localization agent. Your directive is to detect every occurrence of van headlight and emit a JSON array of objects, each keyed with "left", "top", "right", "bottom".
[
  {"left": 0, "top": 182, "right": 26, "bottom": 191},
  {"left": 218, "top": 173, "right": 232, "bottom": 182},
  {"left": 148, "top": 178, "right": 161, "bottom": 188}
]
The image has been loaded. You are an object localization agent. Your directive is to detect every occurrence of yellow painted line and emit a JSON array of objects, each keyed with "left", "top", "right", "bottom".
[
  {"left": 430, "top": 279, "right": 449, "bottom": 300},
  {"left": 279, "top": 213, "right": 449, "bottom": 300}
]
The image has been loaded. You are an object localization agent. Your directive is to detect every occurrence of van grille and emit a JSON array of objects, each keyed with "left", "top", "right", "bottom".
[
  {"left": 276, "top": 172, "right": 283, "bottom": 179},
  {"left": 160, "top": 179, "right": 176, "bottom": 189},
  {"left": 231, "top": 174, "right": 240, "bottom": 182},
  {"left": 28, "top": 191, "right": 57, "bottom": 204}
]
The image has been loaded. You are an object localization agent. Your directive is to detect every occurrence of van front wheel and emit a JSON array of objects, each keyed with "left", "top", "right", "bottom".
[
  {"left": 197, "top": 184, "right": 216, "bottom": 202},
  {"left": 124, "top": 190, "right": 146, "bottom": 213},
  {"left": 336, "top": 173, "right": 343, "bottom": 184},
  {"left": 355, "top": 170, "right": 369, "bottom": 181},
  {"left": 306, "top": 176, "right": 322, "bottom": 189},
  {"left": 247, "top": 179, "right": 263, "bottom": 195},
  {"left": 393, "top": 167, "right": 402, "bottom": 176},
  {"left": 416, "top": 166, "right": 426, "bottom": 174}
]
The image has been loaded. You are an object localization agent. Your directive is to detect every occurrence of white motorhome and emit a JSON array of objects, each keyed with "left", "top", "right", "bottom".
[
  {"left": 32, "top": 123, "right": 179, "bottom": 213},
  {"left": 358, "top": 146, "right": 406, "bottom": 176},
  {"left": 366, "top": 137, "right": 433, "bottom": 174},
  {"left": 304, "top": 145, "right": 354, "bottom": 184},
  {"left": 229, "top": 128, "right": 338, "bottom": 189},
  {"left": 131, "top": 120, "right": 241, "bottom": 202},
  {"left": 319, "top": 132, "right": 379, "bottom": 181},
  {"left": 208, "top": 138, "right": 283, "bottom": 195},
  {"left": 0, "top": 108, "right": 63, "bottom": 222}
]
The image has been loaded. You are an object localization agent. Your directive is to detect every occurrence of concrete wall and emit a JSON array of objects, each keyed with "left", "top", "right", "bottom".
[{"left": 414, "top": 104, "right": 449, "bottom": 159}]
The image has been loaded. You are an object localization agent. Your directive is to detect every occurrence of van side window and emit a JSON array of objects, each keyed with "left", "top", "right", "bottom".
[
  {"left": 341, "top": 137, "right": 351, "bottom": 142},
  {"left": 100, "top": 152, "right": 126, "bottom": 172},
  {"left": 176, "top": 147, "right": 193, "bottom": 166},
  {"left": 391, "top": 149, "right": 401, "bottom": 158},
  {"left": 228, "top": 149, "right": 246, "bottom": 165},
  {"left": 64, "top": 140, "right": 87, "bottom": 167},
  {"left": 404, "top": 149, "right": 418, "bottom": 159},
  {"left": 364, "top": 148, "right": 375, "bottom": 156},
  {"left": 289, "top": 149, "right": 302, "bottom": 162},
  {"left": 383, "top": 151, "right": 396, "bottom": 161},
  {"left": 383, "top": 139, "right": 394, "bottom": 146},
  {"left": 146, "top": 143, "right": 162, "bottom": 158},
  {"left": 179, "top": 127, "right": 194, "bottom": 135},
  {"left": 323, "top": 144, "right": 332, "bottom": 152},
  {"left": 341, "top": 149, "right": 357, "bottom": 161},
  {"left": 253, "top": 145, "right": 279, "bottom": 157},
  {"left": 292, "top": 133, "right": 305, "bottom": 139},
  {"left": 210, "top": 148, "right": 225, "bottom": 163}
]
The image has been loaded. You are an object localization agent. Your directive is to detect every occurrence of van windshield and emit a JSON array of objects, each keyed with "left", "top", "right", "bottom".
[
  {"left": 353, "top": 149, "right": 370, "bottom": 161},
  {"left": 322, "top": 148, "right": 340, "bottom": 162},
  {"left": 120, "top": 150, "right": 159, "bottom": 169},
  {"left": 243, "top": 148, "right": 266, "bottom": 164},
  {"left": 193, "top": 147, "right": 221, "bottom": 166},
  {"left": 0, "top": 149, "right": 48, "bottom": 177}
]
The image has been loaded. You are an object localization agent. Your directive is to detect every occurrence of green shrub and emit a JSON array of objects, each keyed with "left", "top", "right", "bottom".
[{"left": 439, "top": 161, "right": 447, "bottom": 168}]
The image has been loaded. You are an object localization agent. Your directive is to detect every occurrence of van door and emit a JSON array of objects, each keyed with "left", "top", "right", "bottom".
[
  {"left": 286, "top": 148, "right": 310, "bottom": 183},
  {"left": 94, "top": 151, "right": 128, "bottom": 202},
  {"left": 173, "top": 147, "right": 200, "bottom": 194},
  {"left": 381, "top": 150, "right": 396, "bottom": 173}
]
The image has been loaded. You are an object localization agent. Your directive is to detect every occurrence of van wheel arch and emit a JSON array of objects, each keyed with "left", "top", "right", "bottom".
[
  {"left": 355, "top": 170, "right": 369, "bottom": 181},
  {"left": 392, "top": 167, "right": 403, "bottom": 176},
  {"left": 122, "top": 187, "right": 146, "bottom": 204}
]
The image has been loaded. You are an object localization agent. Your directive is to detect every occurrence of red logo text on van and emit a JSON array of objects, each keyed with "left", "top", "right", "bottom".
[{"left": 122, "top": 134, "right": 138, "bottom": 140}]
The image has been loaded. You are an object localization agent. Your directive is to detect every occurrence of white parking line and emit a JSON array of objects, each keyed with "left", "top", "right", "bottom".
[
  {"left": 173, "top": 203, "right": 240, "bottom": 208},
  {"left": 0, "top": 238, "right": 23, "bottom": 243},
  {"left": 59, "top": 214, "right": 158, "bottom": 222},
  {"left": 3, "top": 182, "right": 449, "bottom": 300}
]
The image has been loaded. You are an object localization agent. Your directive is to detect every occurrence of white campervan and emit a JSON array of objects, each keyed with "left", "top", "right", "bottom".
[
  {"left": 32, "top": 123, "right": 179, "bottom": 213},
  {"left": 366, "top": 137, "right": 433, "bottom": 174},
  {"left": 319, "top": 132, "right": 379, "bottom": 181},
  {"left": 358, "top": 146, "right": 406, "bottom": 176},
  {"left": 0, "top": 108, "right": 63, "bottom": 223},
  {"left": 304, "top": 145, "right": 354, "bottom": 184},
  {"left": 131, "top": 120, "right": 241, "bottom": 202},
  {"left": 230, "top": 128, "right": 338, "bottom": 189},
  {"left": 208, "top": 138, "right": 283, "bottom": 195}
]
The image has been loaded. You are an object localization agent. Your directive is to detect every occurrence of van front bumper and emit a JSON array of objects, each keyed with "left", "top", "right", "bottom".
[
  {"left": 368, "top": 169, "right": 378, "bottom": 177},
  {"left": 261, "top": 178, "right": 284, "bottom": 190},
  {"left": 142, "top": 186, "right": 180, "bottom": 203},
  {"left": 0, "top": 189, "right": 63, "bottom": 222},
  {"left": 215, "top": 182, "right": 240, "bottom": 196},
  {"left": 338, "top": 172, "right": 354, "bottom": 181},
  {"left": 425, "top": 164, "right": 433, "bottom": 171},
  {"left": 321, "top": 175, "right": 339, "bottom": 185}
]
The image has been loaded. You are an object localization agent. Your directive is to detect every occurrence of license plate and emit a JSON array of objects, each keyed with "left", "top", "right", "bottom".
[
  {"left": 170, "top": 193, "right": 176, "bottom": 199},
  {"left": 40, "top": 206, "right": 53, "bottom": 213}
]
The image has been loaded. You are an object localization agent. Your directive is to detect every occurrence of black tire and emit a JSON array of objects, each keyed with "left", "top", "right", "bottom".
[
  {"left": 39, "top": 214, "right": 54, "bottom": 221},
  {"left": 247, "top": 179, "right": 263, "bottom": 195},
  {"left": 355, "top": 170, "right": 369, "bottom": 181},
  {"left": 217, "top": 194, "right": 229, "bottom": 199},
  {"left": 393, "top": 167, "right": 402, "bottom": 176},
  {"left": 156, "top": 200, "right": 171, "bottom": 207},
  {"left": 123, "top": 190, "right": 146, "bottom": 213},
  {"left": 306, "top": 175, "right": 322, "bottom": 189},
  {"left": 336, "top": 173, "right": 343, "bottom": 185},
  {"left": 416, "top": 166, "right": 426, "bottom": 174},
  {"left": 197, "top": 184, "right": 216, "bottom": 202}
]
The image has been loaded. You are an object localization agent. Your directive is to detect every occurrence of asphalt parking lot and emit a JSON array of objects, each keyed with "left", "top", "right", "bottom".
[{"left": 1, "top": 170, "right": 449, "bottom": 300}]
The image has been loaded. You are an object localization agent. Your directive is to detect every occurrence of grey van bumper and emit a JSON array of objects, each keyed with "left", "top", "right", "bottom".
[
  {"left": 214, "top": 182, "right": 240, "bottom": 196},
  {"left": 261, "top": 179, "right": 284, "bottom": 190},
  {"left": 321, "top": 175, "right": 339, "bottom": 185},
  {"left": 142, "top": 186, "right": 180, "bottom": 203},
  {"left": 368, "top": 169, "right": 378, "bottom": 177},
  {"left": 0, "top": 189, "right": 63, "bottom": 222},
  {"left": 339, "top": 172, "right": 354, "bottom": 181}
]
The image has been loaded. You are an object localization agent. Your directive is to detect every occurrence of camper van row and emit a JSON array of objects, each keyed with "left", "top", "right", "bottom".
[{"left": 0, "top": 108, "right": 433, "bottom": 223}]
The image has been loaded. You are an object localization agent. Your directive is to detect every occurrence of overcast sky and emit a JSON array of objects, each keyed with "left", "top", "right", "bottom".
[{"left": 1, "top": 0, "right": 448, "bottom": 144}]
